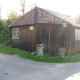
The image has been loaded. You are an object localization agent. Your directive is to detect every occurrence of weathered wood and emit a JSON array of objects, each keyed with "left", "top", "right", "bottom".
[{"left": 9, "top": 23, "right": 76, "bottom": 55}]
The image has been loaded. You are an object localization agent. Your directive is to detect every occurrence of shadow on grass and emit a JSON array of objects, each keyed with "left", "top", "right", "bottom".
[{"left": 0, "top": 43, "right": 80, "bottom": 63}]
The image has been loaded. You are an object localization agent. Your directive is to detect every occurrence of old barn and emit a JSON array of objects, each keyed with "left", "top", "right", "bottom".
[{"left": 8, "top": 7, "right": 80, "bottom": 55}]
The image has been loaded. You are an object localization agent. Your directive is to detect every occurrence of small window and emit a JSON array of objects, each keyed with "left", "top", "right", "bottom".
[
  {"left": 12, "top": 28, "right": 19, "bottom": 39},
  {"left": 75, "top": 29, "right": 80, "bottom": 40}
]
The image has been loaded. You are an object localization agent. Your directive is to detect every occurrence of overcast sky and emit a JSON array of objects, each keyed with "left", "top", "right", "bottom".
[{"left": 0, "top": 0, "right": 80, "bottom": 19}]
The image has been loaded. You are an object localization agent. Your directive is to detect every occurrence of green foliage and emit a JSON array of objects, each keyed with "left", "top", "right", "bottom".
[
  {"left": 0, "top": 10, "right": 20, "bottom": 43},
  {"left": 0, "top": 43, "right": 80, "bottom": 63},
  {"left": 8, "top": 10, "right": 20, "bottom": 24},
  {"left": 0, "top": 19, "right": 8, "bottom": 43}
]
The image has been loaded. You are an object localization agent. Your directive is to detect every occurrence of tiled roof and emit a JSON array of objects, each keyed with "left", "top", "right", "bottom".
[
  {"left": 8, "top": 9, "right": 34, "bottom": 27},
  {"left": 8, "top": 7, "right": 80, "bottom": 28}
]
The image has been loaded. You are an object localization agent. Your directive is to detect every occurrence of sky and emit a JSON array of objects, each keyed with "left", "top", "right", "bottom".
[{"left": 0, "top": 0, "right": 80, "bottom": 19}]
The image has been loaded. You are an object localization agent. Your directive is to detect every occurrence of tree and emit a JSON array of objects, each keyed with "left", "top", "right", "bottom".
[
  {"left": 0, "top": 11, "right": 20, "bottom": 43},
  {"left": 0, "top": 18, "right": 8, "bottom": 42},
  {"left": 20, "top": 0, "right": 34, "bottom": 15},
  {"left": 8, "top": 10, "right": 20, "bottom": 24},
  {"left": 21, "top": 0, "right": 26, "bottom": 15}
]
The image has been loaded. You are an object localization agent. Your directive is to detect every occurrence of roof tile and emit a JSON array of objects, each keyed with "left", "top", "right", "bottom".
[{"left": 8, "top": 7, "right": 80, "bottom": 28}]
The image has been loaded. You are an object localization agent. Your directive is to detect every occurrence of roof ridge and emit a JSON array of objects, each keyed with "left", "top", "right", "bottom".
[{"left": 34, "top": 7, "right": 38, "bottom": 23}]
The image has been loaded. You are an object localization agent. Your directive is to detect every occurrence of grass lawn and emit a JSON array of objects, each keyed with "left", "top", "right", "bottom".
[{"left": 0, "top": 43, "right": 80, "bottom": 63}]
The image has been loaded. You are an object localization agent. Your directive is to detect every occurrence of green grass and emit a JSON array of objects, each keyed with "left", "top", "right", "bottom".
[{"left": 0, "top": 43, "right": 80, "bottom": 63}]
